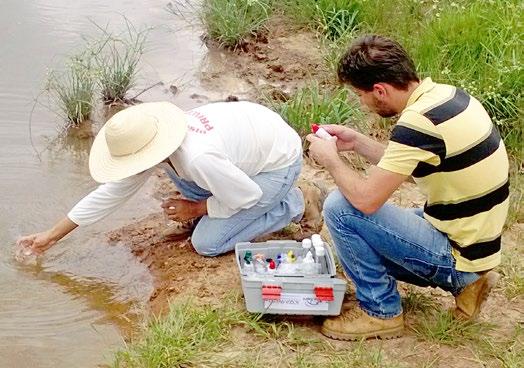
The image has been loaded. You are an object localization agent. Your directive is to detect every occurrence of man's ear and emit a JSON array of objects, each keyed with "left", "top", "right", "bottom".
[{"left": 372, "top": 83, "right": 388, "bottom": 98}]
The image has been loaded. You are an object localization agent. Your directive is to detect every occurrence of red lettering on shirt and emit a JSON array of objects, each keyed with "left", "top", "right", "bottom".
[{"left": 187, "top": 110, "right": 214, "bottom": 134}]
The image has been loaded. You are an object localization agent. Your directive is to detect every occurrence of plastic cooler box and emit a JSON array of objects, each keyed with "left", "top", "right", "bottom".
[{"left": 235, "top": 240, "right": 347, "bottom": 315}]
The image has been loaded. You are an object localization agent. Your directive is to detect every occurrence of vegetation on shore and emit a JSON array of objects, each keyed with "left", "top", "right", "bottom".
[{"left": 45, "top": 20, "right": 146, "bottom": 126}]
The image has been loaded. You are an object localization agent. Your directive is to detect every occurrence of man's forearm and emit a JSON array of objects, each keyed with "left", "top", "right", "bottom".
[
  {"left": 51, "top": 217, "right": 78, "bottom": 242},
  {"left": 354, "top": 133, "right": 386, "bottom": 165}
]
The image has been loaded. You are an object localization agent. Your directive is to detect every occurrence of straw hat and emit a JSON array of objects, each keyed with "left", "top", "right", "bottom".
[{"left": 89, "top": 102, "right": 187, "bottom": 183}]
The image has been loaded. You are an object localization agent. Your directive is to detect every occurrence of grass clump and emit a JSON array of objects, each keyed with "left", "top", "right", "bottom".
[
  {"left": 272, "top": 83, "right": 363, "bottom": 137},
  {"left": 413, "top": 310, "right": 493, "bottom": 346},
  {"left": 200, "top": 0, "right": 271, "bottom": 49},
  {"left": 402, "top": 288, "right": 439, "bottom": 315},
  {"left": 92, "top": 20, "right": 147, "bottom": 103},
  {"left": 280, "top": 0, "right": 361, "bottom": 40},
  {"left": 46, "top": 53, "right": 96, "bottom": 126},
  {"left": 113, "top": 300, "right": 234, "bottom": 367}
]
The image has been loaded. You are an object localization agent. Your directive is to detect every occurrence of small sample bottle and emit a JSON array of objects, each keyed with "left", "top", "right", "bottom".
[
  {"left": 311, "top": 234, "right": 327, "bottom": 274},
  {"left": 302, "top": 251, "right": 317, "bottom": 275},
  {"left": 254, "top": 253, "right": 267, "bottom": 274},
  {"left": 301, "top": 238, "right": 312, "bottom": 257},
  {"left": 267, "top": 259, "right": 276, "bottom": 274},
  {"left": 243, "top": 260, "right": 255, "bottom": 275},
  {"left": 315, "top": 246, "right": 326, "bottom": 274},
  {"left": 287, "top": 250, "right": 296, "bottom": 263},
  {"left": 311, "top": 124, "right": 335, "bottom": 141}
]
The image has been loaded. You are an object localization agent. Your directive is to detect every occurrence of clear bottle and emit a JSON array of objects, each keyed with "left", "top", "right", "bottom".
[
  {"left": 311, "top": 234, "right": 327, "bottom": 274},
  {"left": 301, "top": 238, "right": 312, "bottom": 257},
  {"left": 302, "top": 251, "right": 317, "bottom": 275},
  {"left": 311, "top": 124, "right": 336, "bottom": 141}
]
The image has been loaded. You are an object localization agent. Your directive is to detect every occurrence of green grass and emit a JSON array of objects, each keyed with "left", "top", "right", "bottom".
[
  {"left": 475, "top": 325, "right": 524, "bottom": 368},
  {"left": 412, "top": 310, "right": 494, "bottom": 346},
  {"left": 271, "top": 83, "right": 364, "bottom": 138},
  {"left": 46, "top": 53, "right": 96, "bottom": 126},
  {"left": 411, "top": 1, "right": 523, "bottom": 139},
  {"left": 279, "top": 0, "right": 361, "bottom": 40},
  {"left": 113, "top": 299, "right": 238, "bottom": 367},
  {"left": 112, "top": 293, "right": 402, "bottom": 368},
  {"left": 92, "top": 20, "right": 147, "bottom": 103},
  {"left": 199, "top": 0, "right": 272, "bottom": 49},
  {"left": 499, "top": 252, "right": 524, "bottom": 300},
  {"left": 402, "top": 288, "right": 439, "bottom": 315}
]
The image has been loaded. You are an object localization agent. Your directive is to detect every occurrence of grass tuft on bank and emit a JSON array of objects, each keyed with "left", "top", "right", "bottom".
[
  {"left": 200, "top": 0, "right": 272, "bottom": 49},
  {"left": 92, "top": 20, "right": 147, "bottom": 103},
  {"left": 412, "top": 309, "right": 494, "bottom": 346},
  {"left": 46, "top": 53, "right": 96, "bottom": 126},
  {"left": 112, "top": 294, "right": 402, "bottom": 368},
  {"left": 272, "top": 83, "right": 364, "bottom": 138}
]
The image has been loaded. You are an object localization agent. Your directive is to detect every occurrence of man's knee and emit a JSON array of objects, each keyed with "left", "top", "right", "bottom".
[
  {"left": 190, "top": 231, "right": 222, "bottom": 257},
  {"left": 323, "top": 189, "right": 358, "bottom": 219}
]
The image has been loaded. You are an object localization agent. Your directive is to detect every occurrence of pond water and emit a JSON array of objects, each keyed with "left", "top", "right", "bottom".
[{"left": 0, "top": 0, "right": 211, "bottom": 366}]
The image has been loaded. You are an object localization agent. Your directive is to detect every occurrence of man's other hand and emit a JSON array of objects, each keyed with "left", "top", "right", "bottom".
[
  {"left": 306, "top": 134, "right": 342, "bottom": 169},
  {"left": 162, "top": 198, "right": 207, "bottom": 222},
  {"left": 321, "top": 125, "right": 361, "bottom": 152}
]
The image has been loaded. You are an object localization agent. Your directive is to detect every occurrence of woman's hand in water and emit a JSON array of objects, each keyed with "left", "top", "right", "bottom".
[
  {"left": 162, "top": 198, "right": 208, "bottom": 222},
  {"left": 16, "top": 231, "right": 57, "bottom": 255}
]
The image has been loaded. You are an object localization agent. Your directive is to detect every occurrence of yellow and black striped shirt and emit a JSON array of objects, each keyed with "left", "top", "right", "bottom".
[{"left": 378, "top": 78, "right": 509, "bottom": 272}]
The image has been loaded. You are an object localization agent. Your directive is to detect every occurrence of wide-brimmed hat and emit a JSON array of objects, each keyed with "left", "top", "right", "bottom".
[{"left": 89, "top": 101, "right": 187, "bottom": 183}]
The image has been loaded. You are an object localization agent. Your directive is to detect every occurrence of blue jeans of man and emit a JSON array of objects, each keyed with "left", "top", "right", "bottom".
[
  {"left": 165, "top": 158, "right": 304, "bottom": 256},
  {"left": 323, "top": 189, "right": 479, "bottom": 318}
]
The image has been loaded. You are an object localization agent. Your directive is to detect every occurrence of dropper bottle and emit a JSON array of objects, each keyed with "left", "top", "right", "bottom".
[
  {"left": 301, "top": 238, "right": 312, "bottom": 257},
  {"left": 311, "top": 124, "right": 336, "bottom": 141},
  {"left": 311, "top": 234, "right": 327, "bottom": 274}
]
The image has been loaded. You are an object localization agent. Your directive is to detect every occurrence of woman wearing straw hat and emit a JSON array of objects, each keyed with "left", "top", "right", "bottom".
[{"left": 17, "top": 101, "right": 323, "bottom": 256}]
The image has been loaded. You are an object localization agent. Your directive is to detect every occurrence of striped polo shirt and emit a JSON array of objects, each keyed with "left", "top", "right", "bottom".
[{"left": 378, "top": 78, "right": 509, "bottom": 272}]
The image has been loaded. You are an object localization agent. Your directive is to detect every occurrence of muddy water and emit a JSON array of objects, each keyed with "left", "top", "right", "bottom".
[{"left": 0, "top": 1, "right": 211, "bottom": 366}]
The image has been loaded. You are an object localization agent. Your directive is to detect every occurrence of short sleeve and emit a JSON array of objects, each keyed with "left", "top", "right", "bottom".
[{"left": 378, "top": 113, "right": 445, "bottom": 176}]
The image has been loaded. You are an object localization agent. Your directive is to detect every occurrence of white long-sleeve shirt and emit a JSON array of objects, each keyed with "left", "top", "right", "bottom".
[{"left": 67, "top": 101, "right": 302, "bottom": 225}]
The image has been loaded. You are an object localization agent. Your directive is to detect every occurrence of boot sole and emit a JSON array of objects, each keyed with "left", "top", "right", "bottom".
[
  {"left": 453, "top": 271, "right": 501, "bottom": 320},
  {"left": 320, "top": 325, "right": 404, "bottom": 341}
]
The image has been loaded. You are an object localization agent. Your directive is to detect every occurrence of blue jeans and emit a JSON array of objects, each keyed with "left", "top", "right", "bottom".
[
  {"left": 166, "top": 158, "right": 304, "bottom": 256},
  {"left": 323, "top": 189, "right": 479, "bottom": 318}
]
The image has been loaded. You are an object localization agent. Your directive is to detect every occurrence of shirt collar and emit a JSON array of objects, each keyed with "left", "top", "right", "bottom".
[{"left": 405, "top": 77, "right": 435, "bottom": 108}]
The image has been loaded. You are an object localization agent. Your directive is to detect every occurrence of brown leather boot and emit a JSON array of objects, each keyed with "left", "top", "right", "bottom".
[
  {"left": 321, "top": 304, "right": 404, "bottom": 340},
  {"left": 453, "top": 271, "right": 500, "bottom": 320}
]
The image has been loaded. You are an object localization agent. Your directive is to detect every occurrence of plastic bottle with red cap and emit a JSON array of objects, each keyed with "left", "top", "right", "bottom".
[{"left": 311, "top": 124, "right": 335, "bottom": 140}]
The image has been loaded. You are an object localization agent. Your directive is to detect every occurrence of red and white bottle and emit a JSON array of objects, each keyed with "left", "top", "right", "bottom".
[{"left": 311, "top": 124, "right": 335, "bottom": 140}]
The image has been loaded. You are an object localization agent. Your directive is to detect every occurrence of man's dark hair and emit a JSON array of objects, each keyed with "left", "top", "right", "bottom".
[{"left": 338, "top": 35, "right": 419, "bottom": 91}]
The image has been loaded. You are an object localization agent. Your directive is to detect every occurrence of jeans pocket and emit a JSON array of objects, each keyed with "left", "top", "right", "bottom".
[{"left": 404, "top": 257, "right": 440, "bottom": 281}]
